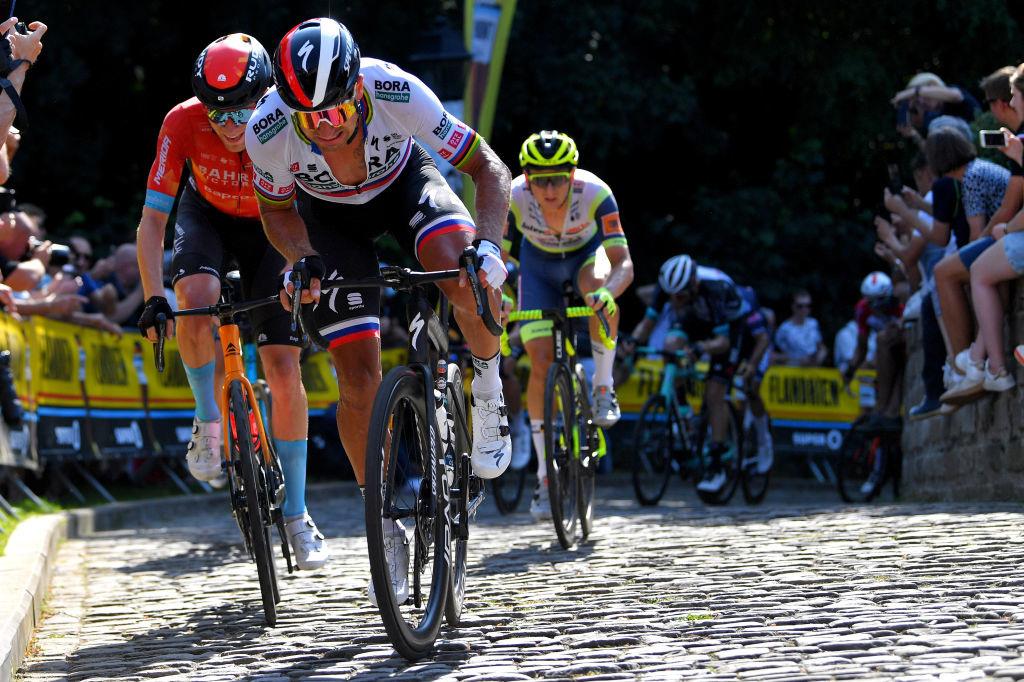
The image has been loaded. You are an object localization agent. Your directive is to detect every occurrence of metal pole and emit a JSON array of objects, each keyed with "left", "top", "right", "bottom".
[{"left": 71, "top": 462, "right": 116, "bottom": 504}]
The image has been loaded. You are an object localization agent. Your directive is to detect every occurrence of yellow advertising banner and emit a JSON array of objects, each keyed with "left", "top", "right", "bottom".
[
  {"left": 758, "top": 366, "right": 875, "bottom": 424},
  {"left": 79, "top": 326, "right": 143, "bottom": 410},
  {"left": 0, "top": 312, "right": 31, "bottom": 410},
  {"left": 302, "top": 351, "right": 339, "bottom": 412},
  {"left": 141, "top": 336, "right": 195, "bottom": 411},
  {"left": 31, "top": 316, "right": 84, "bottom": 408}
]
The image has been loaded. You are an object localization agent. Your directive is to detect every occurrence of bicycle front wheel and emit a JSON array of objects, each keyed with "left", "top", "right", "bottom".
[
  {"left": 445, "top": 363, "right": 470, "bottom": 627},
  {"left": 228, "top": 380, "right": 279, "bottom": 626},
  {"left": 365, "top": 366, "right": 449, "bottom": 660},
  {"left": 632, "top": 394, "right": 675, "bottom": 506},
  {"left": 491, "top": 463, "right": 527, "bottom": 515},
  {"left": 545, "top": 363, "right": 579, "bottom": 549}
]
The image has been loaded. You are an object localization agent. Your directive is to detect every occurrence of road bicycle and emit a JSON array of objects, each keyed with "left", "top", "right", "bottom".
[
  {"left": 630, "top": 347, "right": 747, "bottom": 506},
  {"left": 836, "top": 414, "right": 902, "bottom": 503},
  {"left": 154, "top": 275, "right": 292, "bottom": 626},
  {"left": 506, "top": 287, "right": 610, "bottom": 550},
  {"left": 296, "top": 247, "right": 500, "bottom": 660}
]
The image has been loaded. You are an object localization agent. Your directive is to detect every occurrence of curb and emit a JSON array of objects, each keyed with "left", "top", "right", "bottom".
[{"left": 0, "top": 481, "right": 349, "bottom": 680}]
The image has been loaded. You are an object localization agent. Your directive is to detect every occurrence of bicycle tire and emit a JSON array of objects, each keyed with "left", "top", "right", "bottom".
[
  {"left": 837, "top": 418, "right": 885, "bottom": 503},
  {"left": 365, "top": 366, "right": 449, "bottom": 660},
  {"left": 545, "top": 363, "right": 579, "bottom": 549},
  {"left": 695, "top": 401, "right": 743, "bottom": 505},
  {"left": 575, "top": 364, "right": 596, "bottom": 541},
  {"left": 632, "top": 394, "right": 675, "bottom": 506},
  {"left": 229, "top": 380, "right": 278, "bottom": 625},
  {"left": 741, "top": 419, "right": 772, "bottom": 505},
  {"left": 490, "top": 463, "right": 527, "bottom": 515},
  {"left": 445, "top": 363, "right": 470, "bottom": 627}
]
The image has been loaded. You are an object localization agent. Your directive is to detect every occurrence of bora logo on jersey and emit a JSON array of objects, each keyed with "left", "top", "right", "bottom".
[
  {"left": 253, "top": 109, "right": 287, "bottom": 143},
  {"left": 375, "top": 79, "right": 411, "bottom": 103}
]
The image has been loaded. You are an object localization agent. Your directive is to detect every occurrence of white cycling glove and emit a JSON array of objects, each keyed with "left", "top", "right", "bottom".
[{"left": 474, "top": 239, "right": 507, "bottom": 288}]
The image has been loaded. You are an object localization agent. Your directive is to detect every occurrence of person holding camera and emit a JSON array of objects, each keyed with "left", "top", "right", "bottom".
[
  {"left": 892, "top": 73, "right": 980, "bottom": 147},
  {"left": 0, "top": 16, "right": 44, "bottom": 141},
  {"left": 135, "top": 34, "right": 328, "bottom": 570}
]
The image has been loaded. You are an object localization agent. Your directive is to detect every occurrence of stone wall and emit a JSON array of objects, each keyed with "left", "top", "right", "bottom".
[{"left": 901, "top": 299, "right": 1024, "bottom": 501}]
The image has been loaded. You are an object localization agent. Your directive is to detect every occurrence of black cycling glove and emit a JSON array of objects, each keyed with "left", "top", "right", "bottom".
[
  {"left": 289, "top": 254, "right": 326, "bottom": 292},
  {"left": 138, "top": 296, "right": 173, "bottom": 338}
]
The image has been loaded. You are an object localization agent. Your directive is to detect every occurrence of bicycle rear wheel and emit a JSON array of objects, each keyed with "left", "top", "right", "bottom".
[
  {"left": 632, "top": 394, "right": 675, "bottom": 506},
  {"left": 695, "top": 401, "right": 743, "bottom": 506},
  {"left": 365, "top": 366, "right": 450, "bottom": 660},
  {"left": 575, "top": 364, "right": 597, "bottom": 542},
  {"left": 837, "top": 419, "right": 885, "bottom": 503},
  {"left": 228, "top": 380, "right": 278, "bottom": 625},
  {"left": 741, "top": 417, "right": 772, "bottom": 505},
  {"left": 445, "top": 363, "right": 470, "bottom": 627},
  {"left": 545, "top": 363, "right": 579, "bottom": 549}
]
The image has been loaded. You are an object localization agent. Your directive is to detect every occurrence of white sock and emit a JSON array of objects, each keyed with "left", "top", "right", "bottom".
[
  {"left": 471, "top": 352, "right": 502, "bottom": 395},
  {"left": 754, "top": 413, "right": 770, "bottom": 446},
  {"left": 591, "top": 341, "right": 616, "bottom": 388},
  {"left": 531, "top": 419, "right": 546, "bottom": 479}
]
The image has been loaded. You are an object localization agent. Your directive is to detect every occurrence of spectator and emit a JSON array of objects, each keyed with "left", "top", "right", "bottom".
[
  {"left": 103, "top": 243, "right": 144, "bottom": 326},
  {"left": 17, "top": 202, "right": 45, "bottom": 239},
  {"left": 773, "top": 289, "right": 827, "bottom": 366},
  {"left": 978, "top": 66, "right": 1024, "bottom": 228},
  {"left": 892, "top": 72, "right": 981, "bottom": 146},
  {"left": 0, "top": 17, "right": 44, "bottom": 148},
  {"left": 0, "top": 209, "right": 45, "bottom": 290},
  {"left": 0, "top": 126, "right": 19, "bottom": 185}
]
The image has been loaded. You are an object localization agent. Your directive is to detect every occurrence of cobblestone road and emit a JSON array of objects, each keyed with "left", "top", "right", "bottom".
[{"left": 16, "top": 478, "right": 1024, "bottom": 681}]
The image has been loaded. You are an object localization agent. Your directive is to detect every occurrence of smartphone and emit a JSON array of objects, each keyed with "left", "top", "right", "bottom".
[
  {"left": 980, "top": 130, "right": 1008, "bottom": 149},
  {"left": 886, "top": 163, "right": 902, "bottom": 195}
]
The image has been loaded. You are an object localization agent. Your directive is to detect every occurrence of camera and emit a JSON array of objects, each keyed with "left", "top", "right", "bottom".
[
  {"left": 979, "top": 130, "right": 1009, "bottom": 149},
  {"left": 48, "top": 243, "right": 72, "bottom": 268}
]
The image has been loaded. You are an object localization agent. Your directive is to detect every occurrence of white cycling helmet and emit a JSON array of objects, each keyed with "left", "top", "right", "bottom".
[
  {"left": 860, "top": 271, "right": 893, "bottom": 299},
  {"left": 659, "top": 254, "right": 697, "bottom": 294}
]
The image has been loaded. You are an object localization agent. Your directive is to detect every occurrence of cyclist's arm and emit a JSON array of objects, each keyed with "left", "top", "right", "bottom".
[
  {"left": 137, "top": 207, "right": 170, "bottom": 300},
  {"left": 630, "top": 316, "right": 655, "bottom": 345},
  {"left": 846, "top": 331, "right": 868, "bottom": 379},
  {"left": 701, "top": 333, "right": 730, "bottom": 356},
  {"left": 602, "top": 243, "right": 634, "bottom": 299},
  {"left": 258, "top": 197, "right": 315, "bottom": 263},
  {"left": 456, "top": 138, "right": 511, "bottom": 248},
  {"left": 746, "top": 330, "right": 770, "bottom": 375}
]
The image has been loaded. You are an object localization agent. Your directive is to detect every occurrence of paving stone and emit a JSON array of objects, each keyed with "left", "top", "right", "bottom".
[{"left": 15, "top": 483, "right": 1024, "bottom": 679}]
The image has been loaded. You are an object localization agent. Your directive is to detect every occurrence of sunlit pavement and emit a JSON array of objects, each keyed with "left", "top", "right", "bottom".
[{"left": 17, "top": 476, "right": 1024, "bottom": 681}]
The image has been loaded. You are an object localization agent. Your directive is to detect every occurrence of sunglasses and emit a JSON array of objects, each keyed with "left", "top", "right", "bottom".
[
  {"left": 526, "top": 171, "right": 571, "bottom": 188},
  {"left": 294, "top": 97, "right": 358, "bottom": 130},
  {"left": 794, "top": 302, "right": 811, "bottom": 309},
  {"left": 206, "top": 107, "right": 255, "bottom": 126}
]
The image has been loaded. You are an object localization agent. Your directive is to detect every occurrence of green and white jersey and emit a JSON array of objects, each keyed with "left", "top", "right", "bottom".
[{"left": 506, "top": 169, "right": 627, "bottom": 255}]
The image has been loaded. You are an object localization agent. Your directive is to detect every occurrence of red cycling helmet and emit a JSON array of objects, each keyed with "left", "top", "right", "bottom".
[
  {"left": 273, "top": 18, "right": 361, "bottom": 112},
  {"left": 192, "top": 33, "right": 272, "bottom": 109}
]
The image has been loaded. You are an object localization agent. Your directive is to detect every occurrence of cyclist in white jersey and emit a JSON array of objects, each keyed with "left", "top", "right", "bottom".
[
  {"left": 503, "top": 131, "right": 634, "bottom": 521},
  {"left": 245, "top": 18, "right": 512, "bottom": 606}
]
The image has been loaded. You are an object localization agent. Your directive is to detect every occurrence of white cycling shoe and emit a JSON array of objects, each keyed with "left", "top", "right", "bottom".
[
  {"left": 696, "top": 469, "right": 727, "bottom": 494},
  {"left": 186, "top": 417, "right": 222, "bottom": 482},
  {"left": 530, "top": 478, "right": 552, "bottom": 522},
  {"left": 368, "top": 520, "right": 410, "bottom": 607},
  {"left": 470, "top": 389, "right": 512, "bottom": 479},
  {"left": 284, "top": 513, "right": 329, "bottom": 570}
]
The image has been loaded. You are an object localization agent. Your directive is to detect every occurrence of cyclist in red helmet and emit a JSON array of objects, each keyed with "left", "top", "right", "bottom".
[
  {"left": 136, "top": 34, "right": 329, "bottom": 570},
  {"left": 247, "top": 17, "right": 512, "bottom": 605}
]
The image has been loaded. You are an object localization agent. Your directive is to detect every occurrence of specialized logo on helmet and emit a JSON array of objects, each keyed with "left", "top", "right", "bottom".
[{"left": 298, "top": 41, "right": 315, "bottom": 72}]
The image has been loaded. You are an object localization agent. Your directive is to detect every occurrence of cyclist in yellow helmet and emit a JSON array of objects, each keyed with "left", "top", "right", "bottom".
[{"left": 504, "top": 130, "right": 634, "bottom": 521}]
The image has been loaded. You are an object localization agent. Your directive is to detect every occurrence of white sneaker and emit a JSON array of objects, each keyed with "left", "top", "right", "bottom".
[
  {"left": 186, "top": 417, "right": 222, "bottom": 481},
  {"left": 284, "top": 513, "right": 329, "bottom": 570},
  {"left": 470, "top": 389, "right": 511, "bottom": 479},
  {"left": 510, "top": 413, "right": 532, "bottom": 469},
  {"left": 591, "top": 385, "right": 621, "bottom": 428},
  {"left": 983, "top": 362, "right": 1015, "bottom": 392},
  {"left": 942, "top": 360, "right": 961, "bottom": 390},
  {"left": 696, "top": 469, "right": 727, "bottom": 494},
  {"left": 368, "top": 520, "right": 409, "bottom": 607},
  {"left": 530, "top": 478, "right": 551, "bottom": 522},
  {"left": 955, "top": 349, "right": 972, "bottom": 375},
  {"left": 755, "top": 441, "right": 774, "bottom": 475},
  {"left": 940, "top": 358, "right": 985, "bottom": 404}
]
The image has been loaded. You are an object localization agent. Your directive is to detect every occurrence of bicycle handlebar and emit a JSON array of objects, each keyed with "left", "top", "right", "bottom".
[
  {"left": 506, "top": 306, "right": 614, "bottom": 350},
  {"left": 296, "top": 246, "right": 503, "bottom": 350},
  {"left": 150, "top": 295, "right": 281, "bottom": 373}
]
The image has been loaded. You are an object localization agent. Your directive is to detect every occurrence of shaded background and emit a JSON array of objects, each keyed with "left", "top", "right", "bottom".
[{"left": 9, "top": 0, "right": 1024, "bottom": 337}]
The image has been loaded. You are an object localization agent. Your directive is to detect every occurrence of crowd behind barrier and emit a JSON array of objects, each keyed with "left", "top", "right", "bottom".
[{"left": 0, "top": 309, "right": 883, "bottom": 486}]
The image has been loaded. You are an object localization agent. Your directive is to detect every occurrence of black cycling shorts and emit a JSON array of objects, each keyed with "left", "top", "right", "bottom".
[
  {"left": 170, "top": 185, "right": 300, "bottom": 347},
  {"left": 297, "top": 144, "right": 476, "bottom": 349}
]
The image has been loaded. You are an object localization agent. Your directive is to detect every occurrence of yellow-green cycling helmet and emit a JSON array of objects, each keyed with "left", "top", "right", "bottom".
[{"left": 518, "top": 130, "right": 579, "bottom": 169}]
